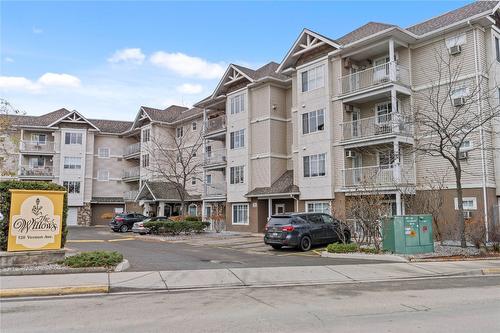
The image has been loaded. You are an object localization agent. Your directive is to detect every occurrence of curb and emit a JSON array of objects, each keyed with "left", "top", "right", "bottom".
[
  {"left": 114, "top": 259, "right": 130, "bottom": 272},
  {"left": 0, "top": 267, "right": 108, "bottom": 276},
  {"left": 482, "top": 267, "right": 500, "bottom": 275},
  {"left": 0, "top": 285, "right": 109, "bottom": 298},
  {"left": 320, "top": 251, "right": 408, "bottom": 262},
  {"left": 408, "top": 257, "right": 500, "bottom": 262}
]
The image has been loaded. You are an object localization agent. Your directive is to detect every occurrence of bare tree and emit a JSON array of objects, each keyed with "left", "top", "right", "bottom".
[
  {"left": 412, "top": 44, "right": 500, "bottom": 247},
  {"left": 209, "top": 202, "right": 226, "bottom": 233},
  {"left": 144, "top": 124, "right": 204, "bottom": 215},
  {"left": 0, "top": 99, "right": 23, "bottom": 175}
]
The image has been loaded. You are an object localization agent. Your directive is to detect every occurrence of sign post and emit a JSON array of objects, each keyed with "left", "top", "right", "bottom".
[{"left": 7, "top": 189, "right": 65, "bottom": 252}]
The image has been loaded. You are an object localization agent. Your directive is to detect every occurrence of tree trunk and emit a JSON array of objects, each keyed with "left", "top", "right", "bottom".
[{"left": 454, "top": 161, "right": 467, "bottom": 248}]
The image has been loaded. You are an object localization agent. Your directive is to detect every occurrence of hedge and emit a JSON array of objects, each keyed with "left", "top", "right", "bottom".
[
  {"left": 0, "top": 180, "right": 68, "bottom": 251},
  {"left": 144, "top": 220, "right": 210, "bottom": 235},
  {"left": 326, "top": 243, "right": 358, "bottom": 253},
  {"left": 62, "top": 251, "right": 123, "bottom": 268}
]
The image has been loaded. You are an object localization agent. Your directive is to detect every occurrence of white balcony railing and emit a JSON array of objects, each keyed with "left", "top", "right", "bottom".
[
  {"left": 204, "top": 183, "right": 226, "bottom": 197},
  {"left": 339, "top": 61, "right": 410, "bottom": 95},
  {"left": 19, "top": 165, "right": 54, "bottom": 177},
  {"left": 205, "top": 116, "right": 226, "bottom": 134},
  {"left": 122, "top": 166, "right": 140, "bottom": 180},
  {"left": 20, "top": 141, "right": 55, "bottom": 153},
  {"left": 204, "top": 148, "right": 227, "bottom": 166},
  {"left": 124, "top": 142, "right": 141, "bottom": 157},
  {"left": 342, "top": 165, "right": 415, "bottom": 188},
  {"left": 341, "top": 112, "right": 413, "bottom": 141},
  {"left": 123, "top": 190, "right": 139, "bottom": 201}
]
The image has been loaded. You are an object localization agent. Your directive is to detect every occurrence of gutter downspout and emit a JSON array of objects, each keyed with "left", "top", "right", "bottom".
[{"left": 469, "top": 21, "right": 490, "bottom": 242}]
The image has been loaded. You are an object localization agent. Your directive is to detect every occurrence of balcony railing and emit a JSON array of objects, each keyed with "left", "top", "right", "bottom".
[
  {"left": 19, "top": 165, "right": 54, "bottom": 177},
  {"left": 205, "top": 116, "right": 226, "bottom": 134},
  {"left": 339, "top": 61, "right": 410, "bottom": 95},
  {"left": 204, "top": 183, "right": 226, "bottom": 197},
  {"left": 123, "top": 190, "right": 139, "bottom": 201},
  {"left": 204, "top": 148, "right": 227, "bottom": 166},
  {"left": 20, "top": 141, "right": 55, "bottom": 153},
  {"left": 122, "top": 166, "right": 140, "bottom": 180},
  {"left": 124, "top": 142, "right": 141, "bottom": 157},
  {"left": 342, "top": 165, "right": 415, "bottom": 188},
  {"left": 341, "top": 112, "right": 413, "bottom": 142}
]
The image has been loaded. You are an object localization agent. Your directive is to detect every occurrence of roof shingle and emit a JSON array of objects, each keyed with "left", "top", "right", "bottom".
[
  {"left": 246, "top": 170, "right": 299, "bottom": 197},
  {"left": 337, "top": 22, "right": 396, "bottom": 45}
]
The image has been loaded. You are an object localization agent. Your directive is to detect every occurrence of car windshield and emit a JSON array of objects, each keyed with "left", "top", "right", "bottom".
[{"left": 115, "top": 214, "right": 127, "bottom": 218}]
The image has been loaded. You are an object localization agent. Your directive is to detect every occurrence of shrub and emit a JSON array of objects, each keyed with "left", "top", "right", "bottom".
[
  {"left": 184, "top": 215, "right": 201, "bottom": 222},
  {"left": 0, "top": 180, "right": 68, "bottom": 251},
  {"left": 144, "top": 220, "right": 210, "bottom": 235},
  {"left": 326, "top": 242, "right": 358, "bottom": 253},
  {"left": 63, "top": 251, "right": 123, "bottom": 268}
]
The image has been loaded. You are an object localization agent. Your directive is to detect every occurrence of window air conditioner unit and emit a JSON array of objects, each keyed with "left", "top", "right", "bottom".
[
  {"left": 459, "top": 151, "right": 468, "bottom": 160},
  {"left": 463, "top": 210, "right": 472, "bottom": 219},
  {"left": 344, "top": 104, "right": 354, "bottom": 113},
  {"left": 345, "top": 150, "right": 357, "bottom": 158},
  {"left": 453, "top": 97, "right": 466, "bottom": 107},
  {"left": 449, "top": 45, "right": 462, "bottom": 55},
  {"left": 343, "top": 57, "right": 352, "bottom": 69}
]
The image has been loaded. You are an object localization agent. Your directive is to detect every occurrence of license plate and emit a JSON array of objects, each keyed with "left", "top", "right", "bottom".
[{"left": 272, "top": 232, "right": 278, "bottom": 237}]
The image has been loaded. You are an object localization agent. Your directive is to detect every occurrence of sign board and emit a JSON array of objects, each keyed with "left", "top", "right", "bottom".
[{"left": 7, "top": 189, "right": 65, "bottom": 252}]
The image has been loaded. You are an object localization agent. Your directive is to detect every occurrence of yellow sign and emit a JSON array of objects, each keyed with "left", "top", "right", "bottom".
[{"left": 7, "top": 189, "right": 65, "bottom": 252}]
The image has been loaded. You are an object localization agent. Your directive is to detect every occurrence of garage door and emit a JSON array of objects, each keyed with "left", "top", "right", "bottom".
[
  {"left": 67, "top": 208, "right": 78, "bottom": 226},
  {"left": 92, "top": 204, "right": 124, "bottom": 225}
]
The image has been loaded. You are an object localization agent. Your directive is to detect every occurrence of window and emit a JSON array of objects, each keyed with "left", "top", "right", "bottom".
[
  {"left": 232, "top": 204, "right": 248, "bottom": 225},
  {"left": 205, "top": 174, "right": 212, "bottom": 184},
  {"left": 98, "top": 148, "right": 110, "bottom": 158},
  {"left": 31, "top": 134, "right": 46, "bottom": 144},
  {"left": 63, "top": 181, "right": 81, "bottom": 194},
  {"left": 176, "top": 127, "right": 184, "bottom": 138},
  {"left": 142, "top": 128, "right": 150, "bottom": 142},
  {"left": 378, "top": 150, "right": 395, "bottom": 169},
  {"left": 205, "top": 145, "right": 212, "bottom": 157},
  {"left": 460, "top": 140, "right": 473, "bottom": 152},
  {"left": 188, "top": 204, "right": 197, "bottom": 217},
  {"left": 230, "top": 165, "right": 244, "bottom": 184},
  {"left": 63, "top": 157, "right": 82, "bottom": 169},
  {"left": 495, "top": 37, "right": 499, "bottom": 62},
  {"left": 191, "top": 177, "right": 197, "bottom": 185},
  {"left": 445, "top": 33, "right": 466, "bottom": 48},
  {"left": 451, "top": 87, "right": 469, "bottom": 99},
  {"left": 303, "top": 153, "right": 326, "bottom": 177},
  {"left": 192, "top": 122, "right": 197, "bottom": 130},
  {"left": 454, "top": 197, "right": 477, "bottom": 210},
  {"left": 97, "top": 169, "right": 110, "bottom": 181},
  {"left": 301, "top": 65, "right": 324, "bottom": 92},
  {"left": 375, "top": 101, "right": 392, "bottom": 123},
  {"left": 302, "top": 109, "right": 325, "bottom": 134},
  {"left": 29, "top": 156, "right": 44, "bottom": 168},
  {"left": 142, "top": 154, "right": 149, "bottom": 168},
  {"left": 230, "top": 129, "right": 245, "bottom": 149},
  {"left": 64, "top": 132, "right": 82, "bottom": 145},
  {"left": 230, "top": 94, "right": 245, "bottom": 114},
  {"left": 306, "top": 202, "right": 331, "bottom": 214}
]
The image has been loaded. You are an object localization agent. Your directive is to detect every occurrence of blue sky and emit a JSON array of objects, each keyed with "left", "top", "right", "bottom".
[{"left": 1, "top": 0, "right": 469, "bottom": 121}]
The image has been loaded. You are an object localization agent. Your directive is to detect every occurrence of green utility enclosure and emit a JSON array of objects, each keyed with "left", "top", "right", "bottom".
[{"left": 382, "top": 215, "right": 434, "bottom": 254}]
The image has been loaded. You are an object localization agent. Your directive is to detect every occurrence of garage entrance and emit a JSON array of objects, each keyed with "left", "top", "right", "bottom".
[{"left": 92, "top": 203, "right": 125, "bottom": 225}]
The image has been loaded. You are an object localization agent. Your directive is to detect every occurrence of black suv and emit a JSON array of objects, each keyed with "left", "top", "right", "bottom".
[
  {"left": 264, "top": 212, "right": 351, "bottom": 251},
  {"left": 109, "top": 213, "right": 147, "bottom": 232}
]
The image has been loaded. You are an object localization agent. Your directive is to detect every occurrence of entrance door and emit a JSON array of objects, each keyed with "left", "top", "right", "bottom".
[
  {"left": 352, "top": 154, "right": 362, "bottom": 185},
  {"left": 351, "top": 109, "right": 361, "bottom": 138},
  {"left": 350, "top": 65, "right": 360, "bottom": 91},
  {"left": 373, "top": 56, "right": 390, "bottom": 82},
  {"left": 275, "top": 204, "right": 285, "bottom": 214},
  {"left": 164, "top": 205, "right": 172, "bottom": 217}
]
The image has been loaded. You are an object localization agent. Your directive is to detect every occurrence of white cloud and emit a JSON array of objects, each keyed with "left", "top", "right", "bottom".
[
  {"left": 0, "top": 73, "right": 81, "bottom": 92},
  {"left": 108, "top": 48, "right": 145, "bottom": 64},
  {"left": 32, "top": 27, "right": 43, "bottom": 34},
  {"left": 176, "top": 83, "right": 203, "bottom": 95},
  {"left": 38, "top": 73, "right": 81, "bottom": 87},
  {"left": 0, "top": 76, "right": 38, "bottom": 91},
  {"left": 150, "top": 52, "right": 225, "bottom": 80},
  {"left": 4, "top": 57, "right": 14, "bottom": 63}
]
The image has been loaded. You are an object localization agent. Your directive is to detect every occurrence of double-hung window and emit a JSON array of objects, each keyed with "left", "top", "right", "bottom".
[
  {"left": 230, "top": 129, "right": 245, "bottom": 149},
  {"left": 176, "top": 127, "right": 184, "bottom": 138},
  {"left": 375, "top": 102, "right": 392, "bottom": 124},
  {"left": 29, "top": 156, "right": 44, "bottom": 168},
  {"left": 301, "top": 65, "right": 324, "bottom": 92},
  {"left": 230, "top": 94, "right": 245, "bottom": 114},
  {"left": 232, "top": 204, "right": 248, "bottom": 225},
  {"left": 97, "top": 169, "right": 110, "bottom": 181},
  {"left": 230, "top": 165, "right": 244, "bottom": 184},
  {"left": 303, "top": 153, "right": 326, "bottom": 177},
  {"left": 65, "top": 132, "right": 82, "bottom": 145},
  {"left": 31, "top": 134, "right": 47, "bottom": 144},
  {"left": 302, "top": 109, "right": 325, "bottom": 134},
  {"left": 98, "top": 148, "right": 110, "bottom": 158},
  {"left": 306, "top": 202, "right": 331, "bottom": 214},
  {"left": 63, "top": 157, "right": 82, "bottom": 169},
  {"left": 63, "top": 181, "right": 81, "bottom": 194},
  {"left": 142, "top": 128, "right": 150, "bottom": 142},
  {"left": 495, "top": 37, "right": 500, "bottom": 62},
  {"left": 142, "top": 154, "right": 149, "bottom": 168}
]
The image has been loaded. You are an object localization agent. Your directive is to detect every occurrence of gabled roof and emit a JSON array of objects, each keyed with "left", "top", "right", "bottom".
[
  {"left": 47, "top": 109, "right": 100, "bottom": 130},
  {"left": 129, "top": 105, "right": 203, "bottom": 130},
  {"left": 137, "top": 181, "right": 201, "bottom": 202},
  {"left": 89, "top": 119, "right": 133, "bottom": 134},
  {"left": 337, "top": 22, "right": 396, "bottom": 45},
  {"left": 246, "top": 170, "right": 299, "bottom": 197}
]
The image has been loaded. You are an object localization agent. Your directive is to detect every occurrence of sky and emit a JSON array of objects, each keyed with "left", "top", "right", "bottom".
[{"left": 0, "top": 0, "right": 470, "bottom": 121}]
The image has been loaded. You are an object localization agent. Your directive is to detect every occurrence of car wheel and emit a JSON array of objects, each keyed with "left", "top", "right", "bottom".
[
  {"left": 271, "top": 245, "right": 282, "bottom": 250},
  {"left": 299, "top": 236, "right": 312, "bottom": 251},
  {"left": 120, "top": 224, "right": 128, "bottom": 233}
]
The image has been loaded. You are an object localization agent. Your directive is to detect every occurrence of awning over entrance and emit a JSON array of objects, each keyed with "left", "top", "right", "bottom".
[
  {"left": 245, "top": 170, "right": 299, "bottom": 198},
  {"left": 136, "top": 181, "right": 201, "bottom": 202}
]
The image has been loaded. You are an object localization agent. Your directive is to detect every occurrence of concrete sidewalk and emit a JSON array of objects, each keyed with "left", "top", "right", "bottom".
[{"left": 1, "top": 260, "right": 499, "bottom": 297}]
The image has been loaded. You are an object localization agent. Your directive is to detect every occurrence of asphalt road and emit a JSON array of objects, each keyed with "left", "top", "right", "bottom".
[
  {"left": 65, "top": 227, "right": 393, "bottom": 271},
  {"left": 2, "top": 276, "right": 499, "bottom": 332}
]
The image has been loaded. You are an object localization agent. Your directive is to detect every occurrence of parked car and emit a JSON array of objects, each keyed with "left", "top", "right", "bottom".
[
  {"left": 264, "top": 212, "right": 351, "bottom": 251},
  {"left": 109, "top": 213, "right": 147, "bottom": 232},
  {"left": 132, "top": 216, "right": 170, "bottom": 235}
]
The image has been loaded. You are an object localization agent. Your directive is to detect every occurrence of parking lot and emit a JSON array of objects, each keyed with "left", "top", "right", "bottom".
[{"left": 66, "top": 227, "right": 392, "bottom": 271}]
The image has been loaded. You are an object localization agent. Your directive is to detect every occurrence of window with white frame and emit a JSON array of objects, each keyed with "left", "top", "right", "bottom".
[
  {"left": 303, "top": 153, "right": 326, "bottom": 177},
  {"left": 230, "top": 129, "right": 245, "bottom": 149},
  {"left": 142, "top": 154, "right": 149, "bottom": 168},
  {"left": 63, "top": 157, "right": 82, "bottom": 169},
  {"left": 301, "top": 65, "right": 324, "bottom": 92},
  {"left": 375, "top": 101, "right": 393, "bottom": 123},
  {"left": 495, "top": 37, "right": 499, "bottom": 62},
  {"left": 378, "top": 150, "right": 394, "bottom": 169},
  {"left": 64, "top": 132, "right": 82, "bottom": 145},
  {"left": 232, "top": 204, "right": 248, "bottom": 225},
  {"left": 306, "top": 202, "right": 331, "bottom": 214},
  {"left": 63, "top": 181, "right": 81, "bottom": 194},
  {"left": 454, "top": 197, "right": 477, "bottom": 210},
  {"left": 31, "top": 133, "right": 47, "bottom": 144},
  {"left": 451, "top": 87, "right": 469, "bottom": 99},
  {"left": 192, "top": 122, "right": 197, "bottom": 130},
  {"left": 302, "top": 109, "right": 325, "bottom": 134},
  {"left": 188, "top": 204, "right": 197, "bottom": 217},
  {"left": 29, "top": 156, "right": 44, "bottom": 168},
  {"left": 205, "top": 174, "right": 212, "bottom": 184},
  {"left": 445, "top": 33, "right": 466, "bottom": 48},
  {"left": 191, "top": 177, "right": 197, "bottom": 185},
  {"left": 176, "top": 126, "right": 184, "bottom": 138},
  {"left": 98, "top": 147, "right": 110, "bottom": 158},
  {"left": 230, "top": 165, "right": 244, "bottom": 184},
  {"left": 142, "top": 128, "right": 150, "bottom": 142},
  {"left": 230, "top": 94, "right": 245, "bottom": 114},
  {"left": 97, "top": 169, "right": 110, "bottom": 181},
  {"left": 460, "top": 140, "right": 473, "bottom": 152}
]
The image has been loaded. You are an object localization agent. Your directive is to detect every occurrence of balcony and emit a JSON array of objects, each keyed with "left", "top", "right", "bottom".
[
  {"left": 342, "top": 165, "right": 415, "bottom": 189},
  {"left": 19, "top": 165, "right": 54, "bottom": 178},
  {"left": 204, "top": 148, "right": 226, "bottom": 168},
  {"left": 123, "top": 142, "right": 141, "bottom": 159},
  {"left": 122, "top": 166, "right": 140, "bottom": 181},
  {"left": 340, "top": 112, "right": 413, "bottom": 143},
  {"left": 123, "top": 190, "right": 138, "bottom": 201},
  {"left": 204, "top": 116, "right": 226, "bottom": 137},
  {"left": 339, "top": 61, "right": 410, "bottom": 96},
  {"left": 204, "top": 183, "right": 226, "bottom": 198},
  {"left": 19, "top": 141, "right": 55, "bottom": 154}
]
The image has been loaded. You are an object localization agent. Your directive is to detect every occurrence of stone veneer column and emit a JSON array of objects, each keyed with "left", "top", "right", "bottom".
[{"left": 77, "top": 203, "right": 92, "bottom": 226}]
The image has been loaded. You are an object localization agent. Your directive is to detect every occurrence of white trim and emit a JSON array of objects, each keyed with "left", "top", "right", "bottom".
[
  {"left": 97, "top": 147, "right": 110, "bottom": 158},
  {"left": 305, "top": 201, "right": 331, "bottom": 214},
  {"left": 275, "top": 203, "right": 285, "bottom": 214},
  {"left": 232, "top": 203, "right": 249, "bottom": 225},
  {"left": 454, "top": 197, "right": 477, "bottom": 210}
]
